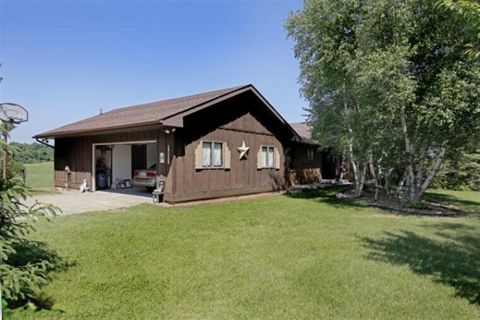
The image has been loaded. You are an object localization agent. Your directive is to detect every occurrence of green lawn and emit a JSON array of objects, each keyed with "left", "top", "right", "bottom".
[
  {"left": 24, "top": 161, "right": 53, "bottom": 190},
  {"left": 14, "top": 189, "right": 480, "bottom": 319}
]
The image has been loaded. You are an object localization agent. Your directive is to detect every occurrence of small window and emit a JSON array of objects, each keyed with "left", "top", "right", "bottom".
[
  {"left": 307, "top": 148, "right": 315, "bottom": 161},
  {"left": 261, "top": 146, "right": 275, "bottom": 168},
  {"left": 202, "top": 141, "right": 223, "bottom": 168}
]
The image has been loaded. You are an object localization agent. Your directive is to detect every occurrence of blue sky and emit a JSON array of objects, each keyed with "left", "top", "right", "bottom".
[{"left": 0, "top": 0, "right": 306, "bottom": 142}]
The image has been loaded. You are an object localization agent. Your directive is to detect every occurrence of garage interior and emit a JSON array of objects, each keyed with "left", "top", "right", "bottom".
[{"left": 93, "top": 141, "right": 158, "bottom": 193}]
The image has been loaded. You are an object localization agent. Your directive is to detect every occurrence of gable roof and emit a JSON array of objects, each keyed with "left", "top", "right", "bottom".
[
  {"left": 35, "top": 84, "right": 301, "bottom": 140},
  {"left": 290, "top": 122, "right": 312, "bottom": 143},
  {"left": 35, "top": 85, "right": 247, "bottom": 138}
]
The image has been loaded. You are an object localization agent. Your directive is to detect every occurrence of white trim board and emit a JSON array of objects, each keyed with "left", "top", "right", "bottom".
[{"left": 91, "top": 140, "right": 157, "bottom": 191}]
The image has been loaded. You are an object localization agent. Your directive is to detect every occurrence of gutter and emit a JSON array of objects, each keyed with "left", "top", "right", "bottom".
[{"left": 35, "top": 137, "right": 54, "bottom": 148}]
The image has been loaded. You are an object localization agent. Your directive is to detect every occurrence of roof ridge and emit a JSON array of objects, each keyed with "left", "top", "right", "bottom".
[
  {"left": 99, "top": 84, "right": 249, "bottom": 116},
  {"left": 34, "top": 84, "right": 252, "bottom": 138}
]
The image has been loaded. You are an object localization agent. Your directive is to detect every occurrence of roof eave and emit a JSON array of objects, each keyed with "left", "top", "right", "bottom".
[{"left": 33, "top": 121, "right": 167, "bottom": 139}]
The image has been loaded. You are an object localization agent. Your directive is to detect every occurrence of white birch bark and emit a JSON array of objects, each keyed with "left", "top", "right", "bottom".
[
  {"left": 400, "top": 105, "right": 416, "bottom": 200},
  {"left": 355, "top": 156, "right": 369, "bottom": 198},
  {"left": 416, "top": 145, "right": 447, "bottom": 200},
  {"left": 343, "top": 81, "right": 360, "bottom": 188}
]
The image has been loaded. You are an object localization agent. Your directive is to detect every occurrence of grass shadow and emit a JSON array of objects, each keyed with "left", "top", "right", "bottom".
[
  {"left": 6, "top": 240, "right": 74, "bottom": 310},
  {"left": 286, "top": 185, "right": 366, "bottom": 209},
  {"left": 361, "top": 225, "right": 480, "bottom": 305},
  {"left": 425, "top": 192, "right": 480, "bottom": 215},
  {"left": 10, "top": 240, "right": 71, "bottom": 271}
]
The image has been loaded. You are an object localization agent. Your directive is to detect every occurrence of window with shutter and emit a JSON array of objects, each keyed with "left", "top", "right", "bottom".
[
  {"left": 223, "top": 143, "right": 231, "bottom": 169},
  {"left": 274, "top": 147, "right": 281, "bottom": 170},
  {"left": 258, "top": 145, "right": 277, "bottom": 169},
  {"left": 195, "top": 140, "right": 226, "bottom": 169},
  {"left": 203, "top": 142, "right": 212, "bottom": 167}
]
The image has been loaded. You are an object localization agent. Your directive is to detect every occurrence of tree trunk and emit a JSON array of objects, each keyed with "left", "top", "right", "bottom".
[
  {"left": 343, "top": 81, "right": 360, "bottom": 189},
  {"left": 415, "top": 151, "right": 426, "bottom": 196},
  {"left": 348, "top": 139, "right": 360, "bottom": 186},
  {"left": 355, "top": 156, "right": 369, "bottom": 198},
  {"left": 415, "top": 145, "right": 447, "bottom": 201},
  {"left": 385, "top": 168, "right": 394, "bottom": 196},
  {"left": 397, "top": 170, "right": 407, "bottom": 198},
  {"left": 400, "top": 105, "right": 416, "bottom": 201}
]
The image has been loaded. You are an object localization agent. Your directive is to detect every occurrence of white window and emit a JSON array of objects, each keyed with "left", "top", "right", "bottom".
[
  {"left": 202, "top": 142, "right": 212, "bottom": 167},
  {"left": 213, "top": 142, "right": 222, "bottom": 167},
  {"left": 261, "top": 146, "right": 275, "bottom": 168},
  {"left": 202, "top": 141, "right": 223, "bottom": 168}
]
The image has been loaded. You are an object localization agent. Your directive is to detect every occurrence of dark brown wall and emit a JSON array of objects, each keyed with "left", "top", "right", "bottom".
[
  {"left": 165, "top": 93, "right": 290, "bottom": 203},
  {"left": 290, "top": 143, "right": 323, "bottom": 169},
  {"left": 54, "top": 129, "right": 161, "bottom": 189},
  {"left": 288, "top": 143, "right": 336, "bottom": 184}
]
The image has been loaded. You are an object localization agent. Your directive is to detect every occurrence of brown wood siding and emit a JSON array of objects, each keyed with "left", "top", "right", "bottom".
[
  {"left": 165, "top": 93, "right": 288, "bottom": 203},
  {"left": 54, "top": 129, "right": 160, "bottom": 189},
  {"left": 288, "top": 143, "right": 336, "bottom": 184}
]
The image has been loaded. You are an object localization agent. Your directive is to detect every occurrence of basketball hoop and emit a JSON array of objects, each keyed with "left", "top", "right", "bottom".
[{"left": 0, "top": 103, "right": 28, "bottom": 124}]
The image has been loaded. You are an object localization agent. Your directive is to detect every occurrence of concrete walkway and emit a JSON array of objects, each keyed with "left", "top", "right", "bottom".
[{"left": 25, "top": 189, "right": 152, "bottom": 215}]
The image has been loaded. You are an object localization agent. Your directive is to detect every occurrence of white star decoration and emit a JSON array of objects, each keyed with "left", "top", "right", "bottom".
[{"left": 237, "top": 141, "right": 250, "bottom": 159}]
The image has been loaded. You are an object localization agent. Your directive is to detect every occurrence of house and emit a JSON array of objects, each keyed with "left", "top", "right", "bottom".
[
  {"left": 288, "top": 122, "right": 336, "bottom": 185},
  {"left": 35, "top": 84, "right": 334, "bottom": 203}
]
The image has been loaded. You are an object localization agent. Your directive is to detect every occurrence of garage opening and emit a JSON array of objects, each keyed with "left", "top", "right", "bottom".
[{"left": 93, "top": 141, "right": 158, "bottom": 194}]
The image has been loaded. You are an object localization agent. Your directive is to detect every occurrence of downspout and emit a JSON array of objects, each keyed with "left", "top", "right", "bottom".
[{"left": 35, "top": 137, "right": 54, "bottom": 149}]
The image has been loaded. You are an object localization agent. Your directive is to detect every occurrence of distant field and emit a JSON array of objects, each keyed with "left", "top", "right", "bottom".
[{"left": 25, "top": 161, "right": 53, "bottom": 190}]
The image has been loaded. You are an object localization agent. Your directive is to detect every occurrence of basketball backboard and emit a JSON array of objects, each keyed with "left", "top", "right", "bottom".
[{"left": 0, "top": 103, "right": 28, "bottom": 124}]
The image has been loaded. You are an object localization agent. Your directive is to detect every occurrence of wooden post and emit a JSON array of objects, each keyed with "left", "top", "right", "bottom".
[{"left": 2, "top": 128, "right": 7, "bottom": 179}]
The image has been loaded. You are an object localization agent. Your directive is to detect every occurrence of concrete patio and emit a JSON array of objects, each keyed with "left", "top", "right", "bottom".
[{"left": 25, "top": 188, "right": 153, "bottom": 215}]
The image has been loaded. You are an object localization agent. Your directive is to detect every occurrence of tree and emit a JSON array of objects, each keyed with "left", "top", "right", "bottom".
[
  {"left": 10, "top": 142, "right": 53, "bottom": 164},
  {"left": 286, "top": 0, "right": 374, "bottom": 197},
  {"left": 432, "top": 150, "right": 480, "bottom": 191},
  {"left": 0, "top": 124, "right": 63, "bottom": 311},
  {"left": 287, "top": 0, "right": 480, "bottom": 202},
  {"left": 437, "top": 0, "right": 480, "bottom": 58}
]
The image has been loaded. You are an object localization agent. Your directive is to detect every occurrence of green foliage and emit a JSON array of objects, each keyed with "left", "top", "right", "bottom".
[
  {"left": 10, "top": 142, "right": 53, "bottom": 164},
  {"left": 436, "top": 0, "right": 480, "bottom": 58},
  {"left": 0, "top": 124, "right": 27, "bottom": 180},
  {"left": 286, "top": 0, "right": 480, "bottom": 200},
  {"left": 432, "top": 150, "right": 480, "bottom": 191},
  {"left": 0, "top": 177, "right": 62, "bottom": 310},
  {"left": 0, "top": 124, "right": 63, "bottom": 311},
  {"left": 5, "top": 154, "right": 26, "bottom": 180}
]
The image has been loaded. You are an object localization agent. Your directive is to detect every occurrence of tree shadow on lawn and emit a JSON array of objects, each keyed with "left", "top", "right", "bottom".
[
  {"left": 9, "top": 240, "right": 70, "bottom": 270},
  {"left": 361, "top": 223, "right": 480, "bottom": 305},
  {"left": 7, "top": 240, "right": 74, "bottom": 310},
  {"left": 286, "top": 186, "right": 366, "bottom": 209},
  {"left": 425, "top": 192, "right": 480, "bottom": 216}
]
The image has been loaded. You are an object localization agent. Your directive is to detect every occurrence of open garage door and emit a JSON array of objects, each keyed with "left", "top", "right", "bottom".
[{"left": 92, "top": 140, "right": 158, "bottom": 192}]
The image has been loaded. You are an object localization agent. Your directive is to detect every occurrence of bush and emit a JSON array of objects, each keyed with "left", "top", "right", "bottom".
[
  {"left": 0, "top": 177, "right": 64, "bottom": 310},
  {"left": 1, "top": 128, "right": 65, "bottom": 311},
  {"left": 432, "top": 151, "right": 480, "bottom": 191},
  {"left": 9, "top": 142, "right": 53, "bottom": 164}
]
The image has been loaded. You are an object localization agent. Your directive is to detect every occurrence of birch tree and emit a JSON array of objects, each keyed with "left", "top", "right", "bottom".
[{"left": 287, "top": 0, "right": 480, "bottom": 202}]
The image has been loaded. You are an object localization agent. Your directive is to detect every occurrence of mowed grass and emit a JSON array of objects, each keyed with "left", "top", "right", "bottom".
[
  {"left": 24, "top": 161, "right": 53, "bottom": 190},
  {"left": 16, "top": 189, "right": 480, "bottom": 319}
]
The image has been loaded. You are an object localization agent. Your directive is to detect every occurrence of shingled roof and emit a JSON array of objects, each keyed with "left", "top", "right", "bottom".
[
  {"left": 289, "top": 122, "right": 312, "bottom": 142},
  {"left": 35, "top": 85, "right": 250, "bottom": 138}
]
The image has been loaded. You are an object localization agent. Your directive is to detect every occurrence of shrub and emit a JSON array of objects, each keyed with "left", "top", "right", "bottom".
[
  {"left": 432, "top": 151, "right": 480, "bottom": 191},
  {"left": 0, "top": 177, "right": 64, "bottom": 310},
  {"left": 0, "top": 128, "right": 66, "bottom": 310}
]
